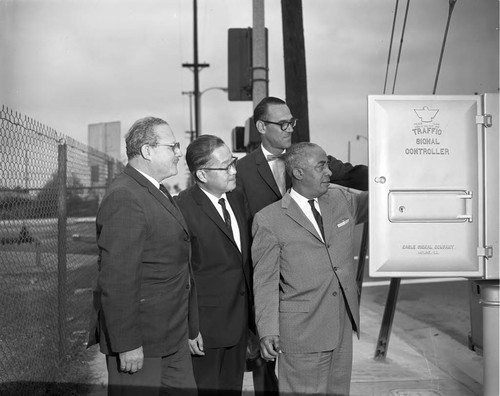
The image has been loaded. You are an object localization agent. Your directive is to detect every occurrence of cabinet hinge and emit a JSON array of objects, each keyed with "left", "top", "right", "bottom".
[
  {"left": 476, "top": 114, "right": 492, "bottom": 128},
  {"left": 477, "top": 246, "right": 493, "bottom": 258}
]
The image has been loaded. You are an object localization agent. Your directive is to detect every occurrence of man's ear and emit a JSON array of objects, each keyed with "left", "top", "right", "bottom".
[
  {"left": 292, "top": 168, "right": 303, "bottom": 180},
  {"left": 140, "top": 144, "right": 151, "bottom": 160},
  {"left": 255, "top": 120, "right": 266, "bottom": 135},
  {"left": 196, "top": 169, "right": 207, "bottom": 183}
]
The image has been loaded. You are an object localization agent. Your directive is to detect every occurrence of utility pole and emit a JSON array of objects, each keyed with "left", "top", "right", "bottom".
[
  {"left": 182, "top": 0, "right": 209, "bottom": 139},
  {"left": 281, "top": 0, "right": 310, "bottom": 143},
  {"left": 252, "top": 0, "right": 268, "bottom": 107}
]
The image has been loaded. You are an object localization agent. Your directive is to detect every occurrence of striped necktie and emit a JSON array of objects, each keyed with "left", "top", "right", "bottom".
[
  {"left": 218, "top": 198, "right": 234, "bottom": 238},
  {"left": 159, "top": 184, "right": 176, "bottom": 206},
  {"left": 308, "top": 199, "right": 325, "bottom": 241}
]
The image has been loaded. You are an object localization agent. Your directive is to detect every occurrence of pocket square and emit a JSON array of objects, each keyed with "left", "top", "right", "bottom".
[{"left": 337, "top": 218, "right": 349, "bottom": 228}]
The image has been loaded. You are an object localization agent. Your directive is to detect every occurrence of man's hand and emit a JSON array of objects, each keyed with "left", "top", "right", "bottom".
[
  {"left": 119, "top": 346, "right": 144, "bottom": 373},
  {"left": 260, "top": 335, "right": 281, "bottom": 361},
  {"left": 189, "top": 332, "right": 205, "bottom": 356}
]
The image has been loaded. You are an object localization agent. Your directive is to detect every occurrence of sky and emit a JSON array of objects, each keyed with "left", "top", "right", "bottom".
[{"left": 1, "top": 0, "right": 498, "bottom": 189}]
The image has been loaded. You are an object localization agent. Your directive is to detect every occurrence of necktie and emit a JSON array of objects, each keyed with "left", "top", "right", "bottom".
[
  {"left": 159, "top": 184, "right": 176, "bottom": 206},
  {"left": 218, "top": 198, "right": 234, "bottom": 238},
  {"left": 308, "top": 199, "right": 325, "bottom": 241}
]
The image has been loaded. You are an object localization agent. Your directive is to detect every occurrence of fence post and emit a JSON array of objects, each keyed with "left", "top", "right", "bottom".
[
  {"left": 57, "top": 139, "right": 67, "bottom": 360},
  {"left": 107, "top": 159, "right": 114, "bottom": 188},
  {"left": 35, "top": 240, "right": 41, "bottom": 267}
]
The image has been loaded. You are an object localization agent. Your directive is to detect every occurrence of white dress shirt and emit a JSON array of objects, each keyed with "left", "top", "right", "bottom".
[
  {"left": 289, "top": 188, "right": 324, "bottom": 242},
  {"left": 200, "top": 189, "right": 242, "bottom": 252},
  {"left": 261, "top": 146, "right": 286, "bottom": 195}
]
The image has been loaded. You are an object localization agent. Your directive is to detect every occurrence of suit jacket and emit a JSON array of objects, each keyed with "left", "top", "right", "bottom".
[
  {"left": 88, "top": 164, "right": 198, "bottom": 357},
  {"left": 251, "top": 187, "right": 368, "bottom": 354},
  {"left": 235, "top": 146, "right": 368, "bottom": 217},
  {"left": 175, "top": 185, "right": 253, "bottom": 348}
]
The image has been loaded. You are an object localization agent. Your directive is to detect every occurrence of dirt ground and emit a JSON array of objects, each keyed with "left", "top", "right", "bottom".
[{"left": 0, "top": 219, "right": 101, "bottom": 396}]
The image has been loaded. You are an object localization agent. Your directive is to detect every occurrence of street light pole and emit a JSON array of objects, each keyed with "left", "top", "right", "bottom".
[
  {"left": 356, "top": 134, "right": 368, "bottom": 165},
  {"left": 182, "top": 91, "right": 195, "bottom": 142}
]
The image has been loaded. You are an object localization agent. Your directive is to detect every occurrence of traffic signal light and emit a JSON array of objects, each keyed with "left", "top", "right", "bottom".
[
  {"left": 231, "top": 126, "right": 246, "bottom": 152},
  {"left": 228, "top": 28, "right": 253, "bottom": 101}
]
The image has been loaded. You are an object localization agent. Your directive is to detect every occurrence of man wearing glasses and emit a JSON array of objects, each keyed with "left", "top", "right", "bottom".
[
  {"left": 89, "top": 116, "right": 198, "bottom": 395},
  {"left": 175, "top": 135, "right": 253, "bottom": 395},
  {"left": 235, "top": 97, "right": 368, "bottom": 395}
]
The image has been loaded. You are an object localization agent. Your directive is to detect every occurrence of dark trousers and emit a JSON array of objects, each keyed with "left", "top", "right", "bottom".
[
  {"left": 192, "top": 333, "right": 247, "bottom": 395},
  {"left": 252, "top": 359, "right": 278, "bottom": 396},
  {"left": 106, "top": 343, "right": 197, "bottom": 396}
]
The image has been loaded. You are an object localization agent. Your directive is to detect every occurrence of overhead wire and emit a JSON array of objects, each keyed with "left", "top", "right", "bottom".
[
  {"left": 391, "top": 0, "right": 411, "bottom": 94},
  {"left": 433, "top": 0, "right": 458, "bottom": 94},
  {"left": 384, "top": 0, "right": 458, "bottom": 95},
  {"left": 383, "top": 0, "right": 400, "bottom": 95}
]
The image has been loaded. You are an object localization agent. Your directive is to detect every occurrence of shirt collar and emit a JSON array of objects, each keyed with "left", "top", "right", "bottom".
[
  {"left": 261, "top": 145, "right": 286, "bottom": 159},
  {"left": 199, "top": 187, "right": 228, "bottom": 206},
  {"left": 134, "top": 167, "right": 160, "bottom": 189},
  {"left": 289, "top": 188, "right": 318, "bottom": 206}
]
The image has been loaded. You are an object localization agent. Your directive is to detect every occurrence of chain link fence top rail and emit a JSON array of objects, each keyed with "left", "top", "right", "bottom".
[{"left": 0, "top": 105, "right": 124, "bottom": 395}]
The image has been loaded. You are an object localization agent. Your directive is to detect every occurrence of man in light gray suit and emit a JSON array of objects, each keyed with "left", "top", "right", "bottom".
[{"left": 251, "top": 142, "right": 368, "bottom": 395}]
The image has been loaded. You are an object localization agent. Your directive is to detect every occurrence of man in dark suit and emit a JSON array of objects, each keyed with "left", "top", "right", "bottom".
[
  {"left": 252, "top": 142, "right": 368, "bottom": 395},
  {"left": 235, "top": 96, "right": 368, "bottom": 394},
  {"left": 88, "top": 116, "right": 198, "bottom": 396},
  {"left": 175, "top": 135, "right": 252, "bottom": 395}
]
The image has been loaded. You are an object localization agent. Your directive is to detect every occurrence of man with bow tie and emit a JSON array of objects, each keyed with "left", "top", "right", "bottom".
[
  {"left": 235, "top": 96, "right": 368, "bottom": 395},
  {"left": 236, "top": 97, "right": 368, "bottom": 218}
]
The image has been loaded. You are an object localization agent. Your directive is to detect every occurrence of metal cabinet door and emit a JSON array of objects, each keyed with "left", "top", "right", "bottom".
[{"left": 368, "top": 95, "right": 484, "bottom": 277}]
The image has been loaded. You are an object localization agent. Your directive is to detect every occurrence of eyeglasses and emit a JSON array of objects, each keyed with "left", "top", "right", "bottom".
[
  {"left": 155, "top": 142, "right": 181, "bottom": 152},
  {"left": 261, "top": 118, "right": 298, "bottom": 131},
  {"left": 201, "top": 157, "right": 238, "bottom": 172}
]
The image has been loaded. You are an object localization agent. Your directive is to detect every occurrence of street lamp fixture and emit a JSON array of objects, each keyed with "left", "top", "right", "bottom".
[
  {"left": 197, "top": 87, "right": 228, "bottom": 136},
  {"left": 200, "top": 87, "right": 228, "bottom": 97}
]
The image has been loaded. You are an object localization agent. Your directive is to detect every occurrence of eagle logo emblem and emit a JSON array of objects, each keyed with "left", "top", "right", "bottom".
[{"left": 414, "top": 106, "right": 439, "bottom": 123}]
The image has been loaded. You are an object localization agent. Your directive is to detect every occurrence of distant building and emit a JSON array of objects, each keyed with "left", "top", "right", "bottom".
[
  {"left": 88, "top": 122, "right": 122, "bottom": 200},
  {"left": 88, "top": 121, "right": 121, "bottom": 160}
]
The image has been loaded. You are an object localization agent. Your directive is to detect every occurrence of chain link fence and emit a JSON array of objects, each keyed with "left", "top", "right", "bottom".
[{"left": 0, "top": 106, "right": 124, "bottom": 395}]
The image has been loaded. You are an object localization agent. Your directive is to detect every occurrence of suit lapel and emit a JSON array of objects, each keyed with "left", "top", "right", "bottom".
[
  {"left": 227, "top": 192, "right": 247, "bottom": 254},
  {"left": 191, "top": 186, "right": 240, "bottom": 250},
  {"left": 124, "top": 165, "right": 188, "bottom": 231},
  {"left": 318, "top": 193, "right": 335, "bottom": 243},
  {"left": 282, "top": 194, "right": 324, "bottom": 243},
  {"left": 227, "top": 192, "right": 251, "bottom": 291},
  {"left": 255, "top": 147, "right": 283, "bottom": 199}
]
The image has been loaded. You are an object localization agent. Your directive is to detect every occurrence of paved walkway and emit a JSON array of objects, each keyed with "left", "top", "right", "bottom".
[{"left": 86, "top": 297, "right": 483, "bottom": 396}]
